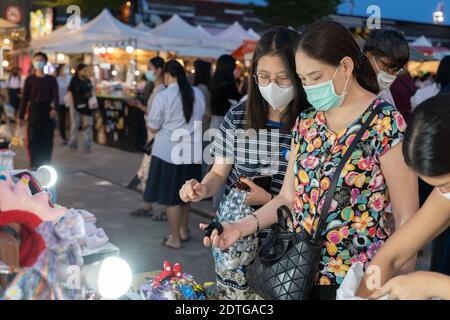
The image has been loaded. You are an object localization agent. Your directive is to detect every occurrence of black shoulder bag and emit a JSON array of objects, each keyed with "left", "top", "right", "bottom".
[{"left": 248, "top": 106, "right": 379, "bottom": 300}]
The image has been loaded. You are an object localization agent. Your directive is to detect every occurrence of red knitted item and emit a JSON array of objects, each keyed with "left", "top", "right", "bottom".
[{"left": 0, "top": 210, "right": 46, "bottom": 267}]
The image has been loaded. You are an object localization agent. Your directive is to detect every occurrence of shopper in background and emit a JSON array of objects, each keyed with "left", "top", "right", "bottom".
[
  {"left": 209, "top": 54, "right": 242, "bottom": 212},
  {"left": 411, "top": 56, "right": 450, "bottom": 110},
  {"left": 19, "top": 51, "right": 58, "bottom": 170},
  {"left": 203, "top": 21, "right": 419, "bottom": 300},
  {"left": 55, "top": 64, "right": 71, "bottom": 145},
  {"left": 358, "top": 94, "right": 450, "bottom": 299},
  {"left": 180, "top": 27, "right": 310, "bottom": 299},
  {"left": 146, "top": 60, "right": 205, "bottom": 249},
  {"left": 389, "top": 71, "right": 417, "bottom": 122},
  {"left": 193, "top": 60, "right": 212, "bottom": 132},
  {"left": 363, "top": 29, "right": 410, "bottom": 109},
  {"left": 129, "top": 57, "right": 166, "bottom": 218},
  {"left": 7, "top": 66, "right": 22, "bottom": 118},
  {"left": 67, "top": 63, "right": 94, "bottom": 153}
]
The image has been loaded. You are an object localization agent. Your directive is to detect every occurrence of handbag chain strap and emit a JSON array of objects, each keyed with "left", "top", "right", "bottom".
[{"left": 311, "top": 101, "right": 382, "bottom": 244}]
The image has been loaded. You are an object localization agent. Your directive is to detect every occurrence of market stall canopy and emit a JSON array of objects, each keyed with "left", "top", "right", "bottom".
[
  {"left": 30, "top": 21, "right": 84, "bottom": 50},
  {"left": 195, "top": 25, "right": 214, "bottom": 38},
  {"left": 150, "top": 14, "right": 224, "bottom": 49},
  {"left": 232, "top": 40, "right": 258, "bottom": 60},
  {"left": 411, "top": 35, "right": 433, "bottom": 48},
  {"left": 31, "top": 9, "right": 162, "bottom": 53},
  {"left": 216, "top": 21, "right": 255, "bottom": 44},
  {"left": 135, "top": 22, "right": 152, "bottom": 32},
  {"left": 247, "top": 28, "right": 260, "bottom": 40}
]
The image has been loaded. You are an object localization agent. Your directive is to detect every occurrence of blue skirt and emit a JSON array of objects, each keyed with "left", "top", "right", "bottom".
[{"left": 144, "top": 156, "right": 202, "bottom": 206}]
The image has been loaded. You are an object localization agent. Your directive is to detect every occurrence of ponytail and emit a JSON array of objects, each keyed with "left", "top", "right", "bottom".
[
  {"left": 163, "top": 60, "right": 194, "bottom": 123},
  {"left": 354, "top": 54, "right": 380, "bottom": 94}
]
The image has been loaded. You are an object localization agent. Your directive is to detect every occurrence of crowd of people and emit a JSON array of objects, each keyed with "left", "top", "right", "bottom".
[{"left": 0, "top": 19, "right": 448, "bottom": 300}]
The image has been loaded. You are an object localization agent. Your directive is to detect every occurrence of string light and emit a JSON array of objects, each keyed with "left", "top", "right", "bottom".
[
  {"left": 125, "top": 46, "right": 134, "bottom": 54},
  {"left": 2, "top": 60, "right": 9, "bottom": 68},
  {"left": 3, "top": 38, "right": 10, "bottom": 45}
]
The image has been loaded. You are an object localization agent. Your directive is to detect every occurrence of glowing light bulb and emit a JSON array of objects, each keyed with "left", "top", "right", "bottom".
[
  {"left": 97, "top": 257, "right": 132, "bottom": 299},
  {"left": 125, "top": 46, "right": 134, "bottom": 54}
]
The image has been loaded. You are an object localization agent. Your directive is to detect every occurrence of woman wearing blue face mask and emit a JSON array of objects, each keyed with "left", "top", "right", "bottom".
[{"left": 203, "top": 21, "right": 419, "bottom": 300}]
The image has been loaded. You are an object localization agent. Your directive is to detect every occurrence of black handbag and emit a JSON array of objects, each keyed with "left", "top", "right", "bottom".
[
  {"left": 142, "top": 138, "right": 154, "bottom": 155},
  {"left": 248, "top": 106, "right": 379, "bottom": 300}
]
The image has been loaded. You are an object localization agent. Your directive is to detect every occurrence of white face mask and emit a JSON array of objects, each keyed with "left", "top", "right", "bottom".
[
  {"left": 372, "top": 56, "right": 397, "bottom": 90},
  {"left": 258, "top": 82, "right": 295, "bottom": 110},
  {"left": 437, "top": 188, "right": 450, "bottom": 200}
]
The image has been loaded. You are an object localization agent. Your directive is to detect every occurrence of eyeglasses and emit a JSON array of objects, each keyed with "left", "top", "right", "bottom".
[
  {"left": 373, "top": 56, "right": 404, "bottom": 76},
  {"left": 253, "top": 73, "right": 292, "bottom": 88}
]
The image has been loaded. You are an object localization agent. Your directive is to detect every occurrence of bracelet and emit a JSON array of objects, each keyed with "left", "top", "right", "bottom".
[{"left": 249, "top": 213, "right": 260, "bottom": 233}]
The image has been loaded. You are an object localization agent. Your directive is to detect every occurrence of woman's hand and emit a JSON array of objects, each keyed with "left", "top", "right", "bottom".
[
  {"left": 240, "top": 177, "right": 272, "bottom": 206},
  {"left": 199, "top": 222, "right": 242, "bottom": 250},
  {"left": 370, "top": 271, "right": 446, "bottom": 300},
  {"left": 180, "top": 179, "right": 208, "bottom": 203}
]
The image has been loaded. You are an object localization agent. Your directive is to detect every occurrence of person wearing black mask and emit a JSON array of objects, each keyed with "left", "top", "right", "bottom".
[{"left": 19, "top": 51, "right": 58, "bottom": 170}]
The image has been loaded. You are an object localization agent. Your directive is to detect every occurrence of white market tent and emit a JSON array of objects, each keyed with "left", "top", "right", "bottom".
[
  {"left": 411, "top": 35, "right": 433, "bottom": 48},
  {"left": 247, "top": 28, "right": 260, "bottom": 40},
  {"left": 135, "top": 22, "right": 152, "bottom": 32},
  {"left": 31, "top": 9, "right": 162, "bottom": 53},
  {"left": 195, "top": 25, "right": 214, "bottom": 39},
  {"left": 216, "top": 21, "right": 255, "bottom": 48},
  {"left": 149, "top": 14, "right": 224, "bottom": 48}
]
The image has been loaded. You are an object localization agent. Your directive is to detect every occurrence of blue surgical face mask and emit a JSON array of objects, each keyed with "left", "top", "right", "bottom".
[
  {"left": 302, "top": 65, "right": 349, "bottom": 112},
  {"left": 33, "top": 61, "right": 46, "bottom": 70},
  {"left": 145, "top": 70, "right": 156, "bottom": 81}
]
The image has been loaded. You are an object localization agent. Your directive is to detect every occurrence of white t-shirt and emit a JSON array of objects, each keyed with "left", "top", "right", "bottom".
[
  {"left": 147, "top": 82, "right": 205, "bottom": 164},
  {"left": 410, "top": 83, "right": 440, "bottom": 111},
  {"left": 7, "top": 76, "right": 22, "bottom": 89},
  {"left": 379, "top": 88, "right": 396, "bottom": 107},
  {"left": 57, "top": 75, "right": 72, "bottom": 105}
]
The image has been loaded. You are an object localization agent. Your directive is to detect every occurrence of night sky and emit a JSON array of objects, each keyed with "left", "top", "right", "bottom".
[{"left": 223, "top": 0, "right": 450, "bottom": 25}]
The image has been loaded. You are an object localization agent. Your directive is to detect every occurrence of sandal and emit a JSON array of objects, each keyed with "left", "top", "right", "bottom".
[
  {"left": 161, "top": 236, "right": 182, "bottom": 249},
  {"left": 180, "top": 228, "right": 191, "bottom": 242},
  {"left": 152, "top": 211, "right": 167, "bottom": 221},
  {"left": 130, "top": 208, "right": 153, "bottom": 218}
]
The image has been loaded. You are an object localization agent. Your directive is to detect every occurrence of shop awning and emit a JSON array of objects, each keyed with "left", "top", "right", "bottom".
[{"left": 232, "top": 40, "right": 258, "bottom": 60}]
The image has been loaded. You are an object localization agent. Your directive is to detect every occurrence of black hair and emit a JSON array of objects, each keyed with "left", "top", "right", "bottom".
[
  {"left": 56, "top": 64, "right": 66, "bottom": 75},
  {"left": 76, "top": 63, "right": 88, "bottom": 76},
  {"left": 163, "top": 60, "right": 194, "bottom": 123},
  {"left": 298, "top": 21, "right": 380, "bottom": 94},
  {"left": 150, "top": 56, "right": 165, "bottom": 70},
  {"left": 210, "top": 55, "right": 236, "bottom": 90},
  {"left": 193, "top": 60, "right": 212, "bottom": 87},
  {"left": 435, "top": 56, "right": 450, "bottom": 88},
  {"left": 247, "top": 26, "right": 310, "bottom": 131},
  {"left": 363, "top": 29, "right": 410, "bottom": 70},
  {"left": 32, "top": 51, "right": 48, "bottom": 63},
  {"left": 403, "top": 93, "right": 450, "bottom": 177}
]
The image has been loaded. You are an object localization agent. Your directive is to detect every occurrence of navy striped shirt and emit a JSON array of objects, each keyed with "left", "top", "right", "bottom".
[{"left": 211, "top": 102, "right": 292, "bottom": 196}]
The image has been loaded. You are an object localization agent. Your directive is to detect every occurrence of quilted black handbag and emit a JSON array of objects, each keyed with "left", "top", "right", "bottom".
[{"left": 248, "top": 105, "right": 379, "bottom": 300}]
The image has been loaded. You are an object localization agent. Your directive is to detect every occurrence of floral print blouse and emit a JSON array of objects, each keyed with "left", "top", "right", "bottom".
[{"left": 291, "top": 98, "right": 407, "bottom": 286}]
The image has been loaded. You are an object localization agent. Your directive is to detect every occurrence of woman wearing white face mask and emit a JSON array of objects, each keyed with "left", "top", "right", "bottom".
[
  {"left": 179, "top": 27, "right": 310, "bottom": 299},
  {"left": 358, "top": 93, "right": 450, "bottom": 300},
  {"left": 202, "top": 21, "right": 419, "bottom": 300}
]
